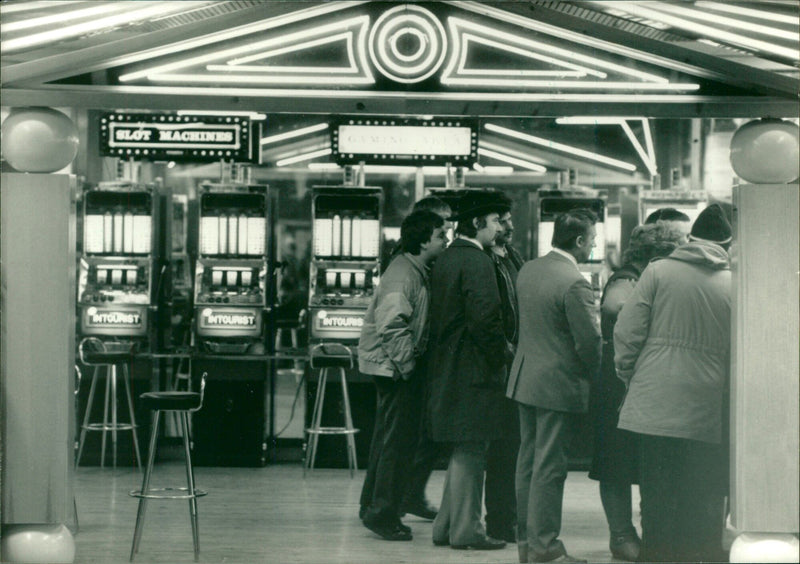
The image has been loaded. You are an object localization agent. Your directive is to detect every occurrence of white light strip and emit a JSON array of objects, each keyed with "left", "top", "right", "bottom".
[
  {"left": 276, "top": 148, "right": 332, "bottom": 167},
  {"left": 642, "top": 119, "right": 656, "bottom": 166},
  {"left": 457, "top": 33, "right": 605, "bottom": 78},
  {"left": 593, "top": 1, "right": 799, "bottom": 60},
  {"left": 175, "top": 109, "right": 266, "bottom": 120},
  {"left": 477, "top": 148, "right": 547, "bottom": 172},
  {"left": 149, "top": 73, "right": 374, "bottom": 85},
  {"left": 229, "top": 32, "right": 350, "bottom": 66},
  {"left": 480, "top": 140, "right": 548, "bottom": 165},
  {"left": 445, "top": 17, "right": 667, "bottom": 84},
  {"left": 620, "top": 121, "right": 658, "bottom": 176},
  {"left": 1, "top": 2, "right": 210, "bottom": 53},
  {"left": 208, "top": 64, "right": 359, "bottom": 74},
  {"left": 485, "top": 123, "right": 637, "bottom": 171},
  {"left": 1, "top": 3, "right": 126, "bottom": 33},
  {"left": 69, "top": 83, "right": 719, "bottom": 103},
  {"left": 651, "top": 3, "right": 799, "bottom": 42},
  {"left": 261, "top": 123, "right": 328, "bottom": 146},
  {"left": 472, "top": 162, "right": 485, "bottom": 172},
  {"left": 308, "top": 163, "right": 341, "bottom": 171},
  {"left": 556, "top": 116, "right": 635, "bottom": 124},
  {"left": 0, "top": 1, "right": 83, "bottom": 15},
  {"left": 118, "top": 5, "right": 367, "bottom": 82},
  {"left": 695, "top": 1, "right": 800, "bottom": 26}
]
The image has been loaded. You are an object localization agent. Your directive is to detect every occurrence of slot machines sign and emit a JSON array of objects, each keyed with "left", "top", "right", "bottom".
[{"left": 100, "top": 112, "right": 256, "bottom": 162}]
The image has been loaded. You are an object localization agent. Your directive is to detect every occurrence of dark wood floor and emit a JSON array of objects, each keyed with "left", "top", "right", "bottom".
[{"left": 72, "top": 461, "right": 735, "bottom": 563}]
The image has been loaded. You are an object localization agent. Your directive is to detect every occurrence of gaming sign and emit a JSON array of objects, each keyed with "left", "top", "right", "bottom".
[
  {"left": 331, "top": 116, "right": 478, "bottom": 166},
  {"left": 100, "top": 112, "right": 255, "bottom": 162}
]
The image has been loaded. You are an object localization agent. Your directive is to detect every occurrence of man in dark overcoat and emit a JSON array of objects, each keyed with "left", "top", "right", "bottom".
[{"left": 427, "top": 191, "right": 511, "bottom": 551}]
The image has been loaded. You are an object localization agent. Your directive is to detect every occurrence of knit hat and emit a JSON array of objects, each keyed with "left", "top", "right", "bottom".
[{"left": 690, "top": 204, "right": 732, "bottom": 245}]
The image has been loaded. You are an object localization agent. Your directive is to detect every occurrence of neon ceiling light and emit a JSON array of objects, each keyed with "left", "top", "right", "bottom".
[
  {"left": 480, "top": 140, "right": 548, "bottom": 166},
  {"left": 619, "top": 121, "right": 657, "bottom": 176},
  {"left": 1, "top": 3, "right": 126, "bottom": 33},
  {"left": 176, "top": 110, "right": 266, "bottom": 120},
  {"left": 117, "top": 3, "right": 367, "bottom": 82},
  {"left": 226, "top": 33, "right": 352, "bottom": 66},
  {"left": 275, "top": 148, "right": 332, "bottom": 167},
  {"left": 650, "top": 2, "right": 799, "bottom": 42},
  {"left": 593, "top": 2, "right": 799, "bottom": 60},
  {"left": 695, "top": 2, "right": 800, "bottom": 26},
  {"left": 485, "top": 123, "right": 637, "bottom": 172},
  {"left": 477, "top": 148, "right": 547, "bottom": 173},
  {"left": 1, "top": 2, "right": 211, "bottom": 53},
  {"left": 0, "top": 1, "right": 83, "bottom": 15},
  {"left": 261, "top": 123, "right": 328, "bottom": 146},
  {"left": 443, "top": 17, "right": 680, "bottom": 88},
  {"left": 556, "top": 116, "right": 641, "bottom": 124}
]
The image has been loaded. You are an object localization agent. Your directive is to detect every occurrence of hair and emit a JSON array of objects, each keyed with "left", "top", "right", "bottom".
[
  {"left": 412, "top": 196, "right": 451, "bottom": 218},
  {"left": 622, "top": 222, "right": 685, "bottom": 265},
  {"left": 400, "top": 210, "right": 445, "bottom": 255},
  {"left": 551, "top": 208, "right": 598, "bottom": 250},
  {"left": 644, "top": 207, "right": 691, "bottom": 224},
  {"left": 454, "top": 214, "right": 488, "bottom": 238}
]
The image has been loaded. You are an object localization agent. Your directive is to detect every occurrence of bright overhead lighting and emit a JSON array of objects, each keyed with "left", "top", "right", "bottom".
[
  {"left": 1, "top": 3, "right": 125, "bottom": 33},
  {"left": 276, "top": 148, "right": 332, "bottom": 167},
  {"left": 229, "top": 32, "right": 351, "bottom": 66},
  {"left": 120, "top": 13, "right": 372, "bottom": 83},
  {"left": 1, "top": 2, "right": 211, "bottom": 53},
  {"left": 593, "top": 2, "right": 799, "bottom": 60},
  {"left": 556, "top": 116, "right": 639, "bottom": 124},
  {"left": 0, "top": 1, "right": 83, "bottom": 15},
  {"left": 478, "top": 148, "right": 548, "bottom": 173},
  {"left": 642, "top": 118, "right": 655, "bottom": 166},
  {"left": 261, "top": 123, "right": 329, "bottom": 145},
  {"left": 695, "top": 1, "right": 800, "bottom": 26},
  {"left": 473, "top": 163, "right": 515, "bottom": 175},
  {"left": 443, "top": 16, "right": 672, "bottom": 86},
  {"left": 620, "top": 121, "right": 658, "bottom": 176},
  {"left": 176, "top": 110, "right": 266, "bottom": 120},
  {"left": 485, "top": 123, "right": 637, "bottom": 172},
  {"left": 480, "top": 140, "right": 548, "bottom": 165},
  {"left": 151, "top": 73, "right": 374, "bottom": 86},
  {"left": 661, "top": 2, "right": 799, "bottom": 41}
]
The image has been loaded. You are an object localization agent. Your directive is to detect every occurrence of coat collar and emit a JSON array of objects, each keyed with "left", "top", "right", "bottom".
[{"left": 451, "top": 237, "right": 485, "bottom": 251}]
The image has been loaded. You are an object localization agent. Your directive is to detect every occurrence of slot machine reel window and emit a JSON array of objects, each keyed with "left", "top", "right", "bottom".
[
  {"left": 83, "top": 191, "right": 152, "bottom": 256},
  {"left": 199, "top": 193, "right": 267, "bottom": 257},
  {"left": 313, "top": 195, "right": 380, "bottom": 260}
]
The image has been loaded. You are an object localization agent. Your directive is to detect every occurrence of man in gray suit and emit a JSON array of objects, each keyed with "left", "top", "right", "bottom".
[{"left": 507, "top": 208, "right": 602, "bottom": 563}]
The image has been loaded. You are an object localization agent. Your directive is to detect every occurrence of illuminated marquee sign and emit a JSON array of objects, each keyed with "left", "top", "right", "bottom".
[
  {"left": 100, "top": 113, "right": 255, "bottom": 162},
  {"left": 87, "top": 309, "right": 142, "bottom": 326},
  {"left": 332, "top": 117, "right": 478, "bottom": 166},
  {"left": 198, "top": 307, "right": 261, "bottom": 333}
]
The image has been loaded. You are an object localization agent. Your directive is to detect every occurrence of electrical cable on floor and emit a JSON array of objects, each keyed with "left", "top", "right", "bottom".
[{"left": 274, "top": 369, "right": 307, "bottom": 438}]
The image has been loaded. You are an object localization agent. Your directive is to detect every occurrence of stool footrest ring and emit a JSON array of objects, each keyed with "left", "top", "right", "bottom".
[
  {"left": 83, "top": 422, "right": 137, "bottom": 431},
  {"left": 129, "top": 487, "right": 208, "bottom": 500},
  {"left": 306, "top": 427, "right": 359, "bottom": 435}
]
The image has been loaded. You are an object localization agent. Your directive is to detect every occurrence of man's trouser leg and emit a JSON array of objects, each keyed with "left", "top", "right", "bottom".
[{"left": 432, "top": 441, "right": 488, "bottom": 546}]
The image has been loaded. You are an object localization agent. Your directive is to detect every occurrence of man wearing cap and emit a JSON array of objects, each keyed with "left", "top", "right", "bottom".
[
  {"left": 427, "top": 191, "right": 510, "bottom": 551},
  {"left": 614, "top": 203, "right": 732, "bottom": 562},
  {"left": 508, "top": 208, "right": 602, "bottom": 563}
]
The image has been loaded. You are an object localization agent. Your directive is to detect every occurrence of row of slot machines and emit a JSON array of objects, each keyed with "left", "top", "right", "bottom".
[{"left": 77, "top": 183, "right": 274, "bottom": 354}]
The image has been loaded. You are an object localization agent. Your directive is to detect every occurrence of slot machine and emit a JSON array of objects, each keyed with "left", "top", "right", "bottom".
[
  {"left": 77, "top": 182, "right": 159, "bottom": 347},
  {"left": 193, "top": 183, "right": 272, "bottom": 354},
  {"left": 638, "top": 189, "right": 707, "bottom": 225},
  {"left": 308, "top": 186, "right": 383, "bottom": 346}
]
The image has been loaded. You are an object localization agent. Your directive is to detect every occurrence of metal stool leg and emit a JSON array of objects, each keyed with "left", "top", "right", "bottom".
[
  {"left": 339, "top": 367, "right": 358, "bottom": 477},
  {"left": 101, "top": 364, "right": 112, "bottom": 468},
  {"left": 76, "top": 366, "right": 100, "bottom": 467},
  {"left": 304, "top": 368, "right": 328, "bottom": 475},
  {"left": 111, "top": 364, "right": 119, "bottom": 468},
  {"left": 181, "top": 411, "right": 200, "bottom": 561},
  {"left": 130, "top": 410, "right": 161, "bottom": 561},
  {"left": 122, "top": 364, "right": 142, "bottom": 469}
]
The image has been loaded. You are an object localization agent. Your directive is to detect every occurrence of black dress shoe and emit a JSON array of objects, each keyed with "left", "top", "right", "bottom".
[
  {"left": 451, "top": 536, "right": 507, "bottom": 550},
  {"left": 486, "top": 526, "right": 517, "bottom": 544},
  {"left": 433, "top": 538, "right": 449, "bottom": 547},
  {"left": 399, "top": 500, "right": 438, "bottom": 520},
  {"left": 362, "top": 519, "right": 413, "bottom": 541},
  {"left": 397, "top": 522, "right": 411, "bottom": 534},
  {"left": 609, "top": 536, "right": 640, "bottom": 561}
]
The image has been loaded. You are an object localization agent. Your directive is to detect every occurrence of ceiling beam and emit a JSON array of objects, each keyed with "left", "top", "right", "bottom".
[
  {"left": 2, "top": 85, "right": 797, "bottom": 118},
  {"left": 461, "top": 1, "right": 799, "bottom": 98},
  {"left": 0, "top": 1, "right": 352, "bottom": 85}
]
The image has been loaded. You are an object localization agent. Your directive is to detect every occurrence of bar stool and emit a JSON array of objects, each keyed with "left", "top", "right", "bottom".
[
  {"left": 76, "top": 337, "right": 142, "bottom": 468},
  {"left": 305, "top": 343, "right": 359, "bottom": 477},
  {"left": 129, "top": 372, "right": 208, "bottom": 562}
]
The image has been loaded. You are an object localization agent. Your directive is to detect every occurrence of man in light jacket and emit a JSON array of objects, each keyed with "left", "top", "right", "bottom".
[
  {"left": 507, "top": 208, "right": 602, "bottom": 564},
  {"left": 358, "top": 210, "right": 447, "bottom": 541},
  {"left": 614, "top": 203, "right": 732, "bottom": 563}
]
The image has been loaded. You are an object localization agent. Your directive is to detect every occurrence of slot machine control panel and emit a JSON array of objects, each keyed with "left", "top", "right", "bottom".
[
  {"left": 309, "top": 186, "right": 382, "bottom": 343},
  {"left": 78, "top": 188, "right": 156, "bottom": 338}
]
